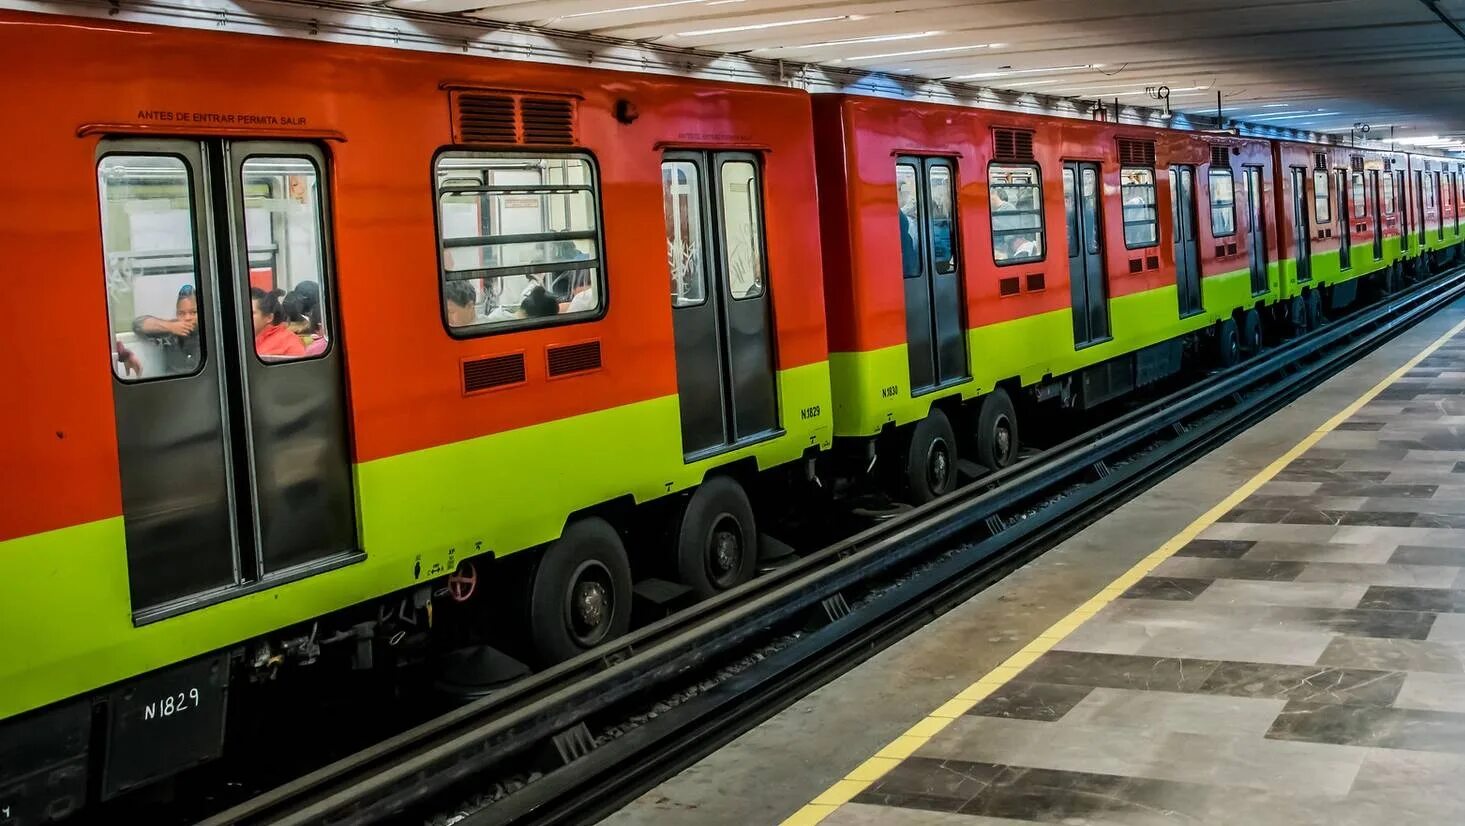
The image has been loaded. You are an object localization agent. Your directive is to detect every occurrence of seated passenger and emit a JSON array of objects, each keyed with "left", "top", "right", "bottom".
[
  {"left": 444, "top": 280, "right": 479, "bottom": 327},
  {"left": 251, "top": 287, "right": 306, "bottom": 358},
  {"left": 132, "top": 283, "right": 202, "bottom": 376},
  {"left": 521, "top": 284, "right": 560, "bottom": 318}
]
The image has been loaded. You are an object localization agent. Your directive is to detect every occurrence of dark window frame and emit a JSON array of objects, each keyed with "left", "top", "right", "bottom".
[
  {"left": 988, "top": 161, "right": 1046, "bottom": 266},
  {"left": 1121, "top": 165, "right": 1159, "bottom": 250},
  {"left": 1208, "top": 167, "right": 1237, "bottom": 239},
  {"left": 97, "top": 150, "right": 209, "bottom": 384},
  {"left": 1313, "top": 168, "right": 1332, "bottom": 224},
  {"left": 431, "top": 148, "right": 609, "bottom": 340}
]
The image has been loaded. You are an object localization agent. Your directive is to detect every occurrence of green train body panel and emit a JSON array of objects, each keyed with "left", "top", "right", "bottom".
[{"left": 0, "top": 362, "right": 832, "bottom": 721}]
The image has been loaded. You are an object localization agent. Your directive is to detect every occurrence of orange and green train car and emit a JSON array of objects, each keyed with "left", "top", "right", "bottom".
[
  {"left": 3, "top": 8, "right": 1465, "bottom": 824},
  {"left": 0, "top": 9, "right": 832, "bottom": 818}
]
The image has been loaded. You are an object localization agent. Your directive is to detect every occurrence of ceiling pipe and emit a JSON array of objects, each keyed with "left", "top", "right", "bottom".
[{"left": 1419, "top": 0, "right": 1465, "bottom": 42}]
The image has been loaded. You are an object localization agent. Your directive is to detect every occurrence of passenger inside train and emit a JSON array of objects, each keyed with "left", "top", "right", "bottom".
[
  {"left": 129, "top": 283, "right": 202, "bottom": 377},
  {"left": 251, "top": 287, "right": 307, "bottom": 358}
]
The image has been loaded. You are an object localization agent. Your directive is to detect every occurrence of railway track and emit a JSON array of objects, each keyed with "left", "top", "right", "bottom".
[{"left": 201, "top": 265, "right": 1465, "bottom": 826}]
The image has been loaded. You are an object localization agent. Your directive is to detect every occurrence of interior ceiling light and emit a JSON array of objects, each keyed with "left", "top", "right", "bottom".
[
  {"left": 1251, "top": 111, "right": 1342, "bottom": 121},
  {"left": 675, "top": 15, "right": 852, "bottom": 36},
  {"left": 561, "top": 0, "right": 708, "bottom": 19},
  {"left": 836, "top": 42, "right": 1001, "bottom": 62},
  {"left": 951, "top": 64, "right": 1102, "bottom": 80},
  {"left": 765, "top": 31, "right": 942, "bottom": 51},
  {"left": 1050, "top": 84, "right": 1207, "bottom": 96}
]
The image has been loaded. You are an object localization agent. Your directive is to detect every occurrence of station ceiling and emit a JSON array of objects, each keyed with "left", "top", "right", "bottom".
[{"left": 380, "top": 0, "right": 1465, "bottom": 150}]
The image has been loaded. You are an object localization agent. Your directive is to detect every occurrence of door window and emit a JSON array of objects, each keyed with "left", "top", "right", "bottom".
[
  {"left": 1121, "top": 167, "right": 1158, "bottom": 248},
  {"left": 662, "top": 161, "right": 707, "bottom": 306},
  {"left": 99, "top": 155, "right": 204, "bottom": 381},
  {"left": 1082, "top": 167, "right": 1101, "bottom": 255},
  {"left": 720, "top": 161, "right": 766, "bottom": 298},
  {"left": 896, "top": 164, "right": 922, "bottom": 278},
  {"left": 241, "top": 156, "right": 331, "bottom": 361},
  {"left": 990, "top": 163, "right": 1044, "bottom": 264},
  {"left": 1382, "top": 174, "right": 1396, "bottom": 215},
  {"left": 1351, "top": 172, "right": 1367, "bottom": 219}
]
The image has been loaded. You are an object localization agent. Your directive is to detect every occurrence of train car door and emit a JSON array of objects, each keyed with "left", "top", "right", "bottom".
[
  {"left": 1063, "top": 161, "right": 1109, "bottom": 345},
  {"left": 1371, "top": 170, "right": 1384, "bottom": 260},
  {"left": 1417, "top": 171, "right": 1427, "bottom": 248},
  {"left": 98, "top": 139, "right": 358, "bottom": 619},
  {"left": 1435, "top": 172, "right": 1446, "bottom": 241},
  {"left": 1399, "top": 170, "right": 1411, "bottom": 253},
  {"left": 896, "top": 156, "right": 967, "bottom": 394},
  {"left": 1291, "top": 167, "right": 1312, "bottom": 282},
  {"left": 1244, "top": 166, "right": 1268, "bottom": 294},
  {"left": 662, "top": 152, "right": 779, "bottom": 459},
  {"left": 1170, "top": 165, "right": 1203, "bottom": 316},
  {"left": 1337, "top": 170, "right": 1352, "bottom": 270}
]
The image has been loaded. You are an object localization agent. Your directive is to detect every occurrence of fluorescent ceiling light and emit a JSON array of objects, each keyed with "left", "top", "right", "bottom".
[
  {"left": 1251, "top": 111, "right": 1342, "bottom": 121},
  {"left": 676, "top": 15, "right": 850, "bottom": 36},
  {"left": 562, "top": 0, "right": 706, "bottom": 18},
  {"left": 838, "top": 42, "right": 1000, "bottom": 62},
  {"left": 1260, "top": 103, "right": 1290, "bottom": 107},
  {"left": 951, "top": 64, "right": 1102, "bottom": 80},
  {"left": 766, "top": 31, "right": 941, "bottom": 51}
]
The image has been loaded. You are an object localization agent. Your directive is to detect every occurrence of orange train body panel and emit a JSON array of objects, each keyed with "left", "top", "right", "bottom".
[{"left": 0, "top": 10, "right": 828, "bottom": 545}]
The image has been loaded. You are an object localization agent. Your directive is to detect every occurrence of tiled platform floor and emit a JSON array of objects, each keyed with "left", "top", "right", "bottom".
[{"left": 839, "top": 333, "right": 1465, "bottom": 824}]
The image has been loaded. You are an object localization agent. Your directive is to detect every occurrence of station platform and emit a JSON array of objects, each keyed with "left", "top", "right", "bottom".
[{"left": 603, "top": 295, "right": 1465, "bottom": 826}]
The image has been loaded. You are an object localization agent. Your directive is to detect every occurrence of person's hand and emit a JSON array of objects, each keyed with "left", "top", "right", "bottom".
[
  {"left": 123, "top": 352, "right": 142, "bottom": 377},
  {"left": 163, "top": 317, "right": 196, "bottom": 337}
]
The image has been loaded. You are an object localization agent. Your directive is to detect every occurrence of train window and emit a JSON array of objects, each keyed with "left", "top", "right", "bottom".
[
  {"left": 896, "top": 164, "right": 922, "bottom": 278},
  {"left": 1382, "top": 174, "right": 1396, "bottom": 215},
  {"left": 990, "top": 163, "right": 1044, "bottom": 265},
  {"left": 1351, "top": 172, "right": 1367, "bottom": 219},
  {"left": 1424, "top": 172, "right": 1436, "bottom": 210},
  {"left": 1208, "top": 169, "right": 1236, "bottom": 237},
  {"left": 1062, "top": 167, "right": 1079, "bottom": 258},
  {"left": 1313, "top": 169, "right": 1331, "bottom": 224},
  {"left": 97, "top": 154, "right": 205, "bottom": 382},
  {"left": 662, "top": 161, "right": 707, "bottom": 306},
  {"left": 1121, "top": 167, "right": 1158, "bottom": 249},
  {"left": 434, "top": 152, "right": 603, "bottom": 335},
  {"left": 928, "top": 164, "right": 958, "bottom": 273},
  {"left": 720, "top": 160, "right": 766, "bottom": 299},
  {"left": 241, "top": 156, "right": 331, "bottom": 362}
]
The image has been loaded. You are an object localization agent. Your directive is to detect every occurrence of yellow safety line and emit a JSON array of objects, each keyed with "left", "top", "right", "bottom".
[{"left": 780, "top": 315, "right": 1465, "bottom": 826}]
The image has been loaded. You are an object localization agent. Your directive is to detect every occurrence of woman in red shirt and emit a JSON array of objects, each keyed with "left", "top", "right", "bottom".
[{"left": 251, "top": 287, "right": 306, "bottom": 359}]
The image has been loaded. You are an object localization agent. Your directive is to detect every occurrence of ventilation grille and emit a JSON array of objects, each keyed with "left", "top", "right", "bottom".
[
  {"left": 1145, "top": 255, "right": 1160, "bottom": 270},
  {"left": 463, "top": 353, "right": 526, "bottom": 393},
  {"left": 1215, "top": 244, "right": 1227, "bottom": 258},
  {"left": 998, "top": 276, "right": 1021, "bottom": 296},
  {"left": 1117, "top": 138, "right": 1156, "bottom": 167},
  {"left": 1025, "top": 273, "right": 1045, "bottom": 292},
  {"left": 993, "top": 128, "right": 1036, "bottom": 161},
  {"left": 452, "top": 91, "right": 577, "bottom": 146},
  {"left": 1227, "top": 242, "right": 1238, "bottom": 256},
  {"left": 1210, "top": 146, "right": 1230, "bottom": 168},
  {"left": 1314, "top": 152, "right": 1327, "bottom": 170},
  {"left": 1385, "top": 158, "right": 1394, "bottom": 172},
  {"left": 1128, "top": 258, "right": 1144, "bottom": 274},
  {"left": 1351, "top": 156, "right": 1365, "bottom": 173},
  {"left": 546, "top": 340, "right": 602, "bottom": 377}
]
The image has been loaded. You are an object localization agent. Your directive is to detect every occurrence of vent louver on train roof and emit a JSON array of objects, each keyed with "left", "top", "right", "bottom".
[
  {"left": 1315, "top": 152, "right": 1328, "bottom": 170},
  {"left": 1209, "top": 145, "right": 1230, "bottom": 168},
  {"left": 451, "top": 90, "right": 577, "bottom": 146},
  {"left": 1117, "top": 138, "right": 1156, "bottom": 166},
  {"left": 1384, "top": 157, "right": 1394, "bottom": 172},
  {"left": 992, "top": 127, "right": 1035, "bottom": 161},
  {"left": 1351, "top": 156, "right": 1365, "bottom": 173}
]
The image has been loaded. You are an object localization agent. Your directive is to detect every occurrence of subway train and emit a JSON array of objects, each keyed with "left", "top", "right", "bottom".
[{"left": 2, "top": 8, "right": 1463, "bottom": 822}]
